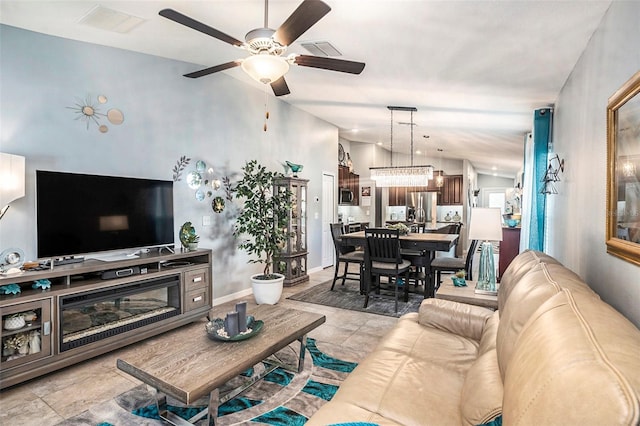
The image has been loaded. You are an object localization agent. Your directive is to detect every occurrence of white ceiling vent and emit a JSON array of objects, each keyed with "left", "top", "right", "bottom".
[
  {"left": 79, "top": 5, "right": 145, "bottom": 33},
  {"left": 300, "top": 41, "right": 342, "bottom": 57}
]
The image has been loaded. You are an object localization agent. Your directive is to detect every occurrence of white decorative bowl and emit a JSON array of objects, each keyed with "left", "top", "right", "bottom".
[{"left": 4, "top": 315, "right": 26, "bottom": 330}]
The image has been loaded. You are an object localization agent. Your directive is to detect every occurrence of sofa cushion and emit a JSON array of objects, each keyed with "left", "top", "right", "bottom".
[
  {"left": 460, "top": 348, "right": 503, "bottom": 426},
  {"left": 478, "top": 311, "right": 500, "bottom": 356},
  {"left": 377, "top": 313, "right": 480, "bottom": 373},
  {"left": 418, "top": 298, "right": 493, "bottom": 342},
  {"left": 496, "top": 262, "right": 597, "bottom": 379},
  {"left": 502, "top": 290, "right": 640, "bottom": 425},
  {"left": 498, "top": 250, "right": 560, "bottom": 310},
  {"left": 307, "top": 348, "right": 467, "bottom": 426}
]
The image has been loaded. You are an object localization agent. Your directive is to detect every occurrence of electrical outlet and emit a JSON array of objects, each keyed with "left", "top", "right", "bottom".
[{"left": 202, "top": 216, "right": 212, "bottom": 226}]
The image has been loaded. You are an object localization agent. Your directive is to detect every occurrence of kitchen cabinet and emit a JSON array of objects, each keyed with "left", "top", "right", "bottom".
[
  {"left": 350, "top": 172, "right": 360, "bottom": 205},
  {"left": 388, "top": 187, "right": 406, "bottom": 206},
  {"left": 338, "top": 165, "right": 359, "bottom": 206},
  {"left": 438, "top": 175, "right": 463, "bottom": 205}
]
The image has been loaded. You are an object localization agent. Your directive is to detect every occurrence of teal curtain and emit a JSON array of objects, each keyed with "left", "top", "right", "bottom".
[{"left": 527, "top": 108, "right": 552, "bottom": 251}]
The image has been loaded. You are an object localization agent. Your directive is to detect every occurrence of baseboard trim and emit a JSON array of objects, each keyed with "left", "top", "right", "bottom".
[
  {"left": 213, "top": 288, "right": 254, "bottom": 306},
  {"left": 308, "top": 266, "right": 324, "bottom": 275}
]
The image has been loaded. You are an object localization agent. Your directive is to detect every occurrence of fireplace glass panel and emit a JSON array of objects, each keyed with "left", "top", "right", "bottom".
[{"left": 59, "top": 275, "right": 180, "bottom": 351}]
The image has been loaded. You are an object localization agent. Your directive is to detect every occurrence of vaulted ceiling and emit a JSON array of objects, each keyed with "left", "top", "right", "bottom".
[{"left": 0, "top": 0, "right": 612, "bottom": 177}]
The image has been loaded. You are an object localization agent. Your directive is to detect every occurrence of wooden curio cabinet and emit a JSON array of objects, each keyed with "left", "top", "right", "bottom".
[{"left": 274, "top": 177, "right": 309, "bottom": 286}]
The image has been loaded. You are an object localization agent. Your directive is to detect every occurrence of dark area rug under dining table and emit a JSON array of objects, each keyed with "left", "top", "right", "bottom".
[{"left": 287, "top": 278, "right": 425, "bottom": 317}]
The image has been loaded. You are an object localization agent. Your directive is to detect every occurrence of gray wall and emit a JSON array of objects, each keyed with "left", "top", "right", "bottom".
[
  {"left": 477, "top": 174, "right": 515, "bottom": 189},
  {"left": 548, "top": 1, "right": 640, "bottom": 327},
  {"left": 0, "top": 25, "right": 337, "bottom": 300}
]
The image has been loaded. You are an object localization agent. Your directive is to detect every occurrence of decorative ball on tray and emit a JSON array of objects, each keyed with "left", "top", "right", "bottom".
[
  {"left": 387, "top": 223, "right": 410, "bottom": 235},
  {"left": 205, "top": 301, "right": 263, "bottom": 341},
  {"left": 205, "top": 315, "right": 264, "bottom": 342}
]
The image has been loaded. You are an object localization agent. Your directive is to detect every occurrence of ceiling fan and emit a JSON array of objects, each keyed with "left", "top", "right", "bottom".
[{"left": 159, "top": 0, "right": 365, "bottom": 96}]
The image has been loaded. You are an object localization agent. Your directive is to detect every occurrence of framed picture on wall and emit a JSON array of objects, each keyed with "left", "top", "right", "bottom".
[{"left": 606, "top": 70, "right": 640, "bottom": 266}]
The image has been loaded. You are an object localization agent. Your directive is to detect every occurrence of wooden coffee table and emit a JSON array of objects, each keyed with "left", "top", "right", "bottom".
[
  {"left": 117, "top": 304, "right": 326, "bottom": 425},
  {"left": 435, "top": 280, "right": 499, "bottom": 310}
]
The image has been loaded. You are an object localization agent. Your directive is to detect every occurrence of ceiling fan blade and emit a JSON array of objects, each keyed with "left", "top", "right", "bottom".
[
  {"left": 159, "top": 9, "right": 243, "bottom": 47},
  {"left": 273, "top": 0, "right": 331, "bottom": 46},
  {"left": 271, "top": 77, "right": 291, "bottom": 96},
  {"left": 184, "top": 61, "right": 241, "bottom": 78},
  {"left": 294, "top": 55, "right": 365, "bottom": 74}
]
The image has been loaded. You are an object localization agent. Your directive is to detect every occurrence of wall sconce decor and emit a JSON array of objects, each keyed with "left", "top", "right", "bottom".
[
  {"left": 540, "top": 154, "right": 565, "bottom": 194},
  {"left": 0, "top": 152, "right": 26, "bottom": 220}
]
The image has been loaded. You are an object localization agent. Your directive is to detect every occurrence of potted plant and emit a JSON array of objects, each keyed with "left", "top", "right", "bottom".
[
  {"left": 185, "top": 233, "right": 200, "bottom": 251},
  {"left": 234, "top": 160, "right": 292, "bottom": 304},
  {"left": 452, "top": 270, "right": 467, "bottom": 287}
]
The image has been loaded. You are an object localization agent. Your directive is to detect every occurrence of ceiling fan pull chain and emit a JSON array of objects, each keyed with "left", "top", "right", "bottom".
[{"left": 264, "top": 85, "right": 269, "bottom": 131}]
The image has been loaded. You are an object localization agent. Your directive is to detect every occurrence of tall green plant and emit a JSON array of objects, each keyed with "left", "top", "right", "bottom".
[{"left": 234, "top": 160, "right": 292, "bottom": 278}]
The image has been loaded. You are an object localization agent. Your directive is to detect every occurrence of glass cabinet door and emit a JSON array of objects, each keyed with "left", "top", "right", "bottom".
[{"left": 1, "top": 299, "right": 52, "bottom": 369}]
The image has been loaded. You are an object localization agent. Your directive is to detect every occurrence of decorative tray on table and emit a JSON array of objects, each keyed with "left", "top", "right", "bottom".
[{"left": 205, "top": 315, "right": 264, "bottom": 342}]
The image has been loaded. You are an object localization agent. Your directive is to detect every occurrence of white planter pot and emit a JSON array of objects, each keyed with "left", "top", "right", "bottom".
[{"left": 250, "top": 273, "right": 284, "bottom": 305}]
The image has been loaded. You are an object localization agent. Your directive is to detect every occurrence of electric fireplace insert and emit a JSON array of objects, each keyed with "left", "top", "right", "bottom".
[{"left": 59, "top": 275, "right": 180, "bottom": 352}]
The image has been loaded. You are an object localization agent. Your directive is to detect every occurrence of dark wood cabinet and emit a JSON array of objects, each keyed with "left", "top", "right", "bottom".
[
  {"left": 350, "top": 172, "right": 359, "bottom": 205},
  {"left": 438, "top": 174, "right": 463, "bottom": 205},
  {"left": 388, "top": 187, "right": 406, "bottom": 206},
  {"left": 499, "top": 227, "right": 521, "bottom": 280},
  {"left": 385, "top": 173, "right": 462, "bottom": 206},
  {"left": 338, "top": 165, "right": 359, "bottom": 206}
]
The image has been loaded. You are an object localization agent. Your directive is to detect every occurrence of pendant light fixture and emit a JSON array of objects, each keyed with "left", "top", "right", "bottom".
[
  {"left": 436, "top": 148, "right": 444, "bottom": 188},
  {"left": 370, "top": 106, "right": 434, "bottom": 187}
]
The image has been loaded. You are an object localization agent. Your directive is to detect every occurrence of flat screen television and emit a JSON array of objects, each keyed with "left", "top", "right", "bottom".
[{"left": 36, "top": 170, "right": 174, "bottom": 259}]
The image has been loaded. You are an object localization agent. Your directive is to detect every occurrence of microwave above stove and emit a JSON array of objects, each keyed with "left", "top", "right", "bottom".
[{"left": 339, "top": 188, "right": 354, "bottom": 204}]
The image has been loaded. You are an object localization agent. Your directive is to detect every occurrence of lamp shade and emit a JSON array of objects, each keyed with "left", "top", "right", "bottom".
[
  {"left": 241, "top": 54, "right": 289, "bottom": 84},
  {"left": 0, "top": 153, "right": 25, "bottom": 208},
  {"left": 468, "top": 207, "right": 503, "bottom": 241}
]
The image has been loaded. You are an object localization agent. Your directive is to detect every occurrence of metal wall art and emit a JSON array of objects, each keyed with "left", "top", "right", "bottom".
[
  {"left": 67, "top": 94, "right": 124, "bottom": 133},
  {"left": 540, "top": 154, "right": 565, "bottom": 194}
]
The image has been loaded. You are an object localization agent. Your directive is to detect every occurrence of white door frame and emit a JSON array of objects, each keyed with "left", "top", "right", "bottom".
[{"left": 321, "top": 172, "right": 336, "bottom": 268}]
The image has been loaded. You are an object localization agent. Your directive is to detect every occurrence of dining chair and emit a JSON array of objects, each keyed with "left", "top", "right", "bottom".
[
  {"left": 364, "top": 228, "right": 412, "bottom": 313},
  {"left": 330, "top": 223, "right": 365, "bottom": 291},
  {"left": 430, "top": 239, "right": 479, "bottom": 291}
]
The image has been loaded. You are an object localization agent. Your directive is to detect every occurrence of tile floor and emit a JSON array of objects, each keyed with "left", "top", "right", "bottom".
[{"left": 0, "top": 266, "right": 399, "bottom": 425}]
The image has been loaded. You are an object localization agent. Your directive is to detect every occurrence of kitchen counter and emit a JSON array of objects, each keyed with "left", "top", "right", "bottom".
[
  {"left": 341, "top": 222, "right": 370, "bottom": 232},
  {"left": 385, "top": 221, "right": 455, "bottom": 230}
]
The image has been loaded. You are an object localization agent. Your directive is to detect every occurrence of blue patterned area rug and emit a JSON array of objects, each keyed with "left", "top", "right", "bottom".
[{"left": 58, "top": 338, "right": 357, "bottom": 426}]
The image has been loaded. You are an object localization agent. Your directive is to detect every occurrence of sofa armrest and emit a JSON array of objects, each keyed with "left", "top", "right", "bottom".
[{"left": 419, "top": 298, "right": 494, "bottom": 342}]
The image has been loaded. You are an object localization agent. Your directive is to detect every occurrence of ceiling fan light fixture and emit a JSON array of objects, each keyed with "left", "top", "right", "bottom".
[{"left": 241, "top": 54, "right": 289, "bottom": 84}]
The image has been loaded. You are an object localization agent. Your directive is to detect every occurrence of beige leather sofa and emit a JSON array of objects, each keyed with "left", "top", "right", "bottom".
[{"left": 307, "top": 250, "right": 640, "bottom": 425}]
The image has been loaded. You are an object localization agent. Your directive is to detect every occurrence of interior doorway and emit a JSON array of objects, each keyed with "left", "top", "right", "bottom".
[
  {"left": 480, "top": 187, "right": 507, "bottom": 214},
  {"left": 321, "top": 172, "right": 336, "bottom": 268}
]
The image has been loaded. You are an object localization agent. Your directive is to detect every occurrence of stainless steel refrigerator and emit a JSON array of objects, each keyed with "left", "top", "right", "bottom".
[{"left": 407, "top": 192, "right": 438, "bottom": 222}]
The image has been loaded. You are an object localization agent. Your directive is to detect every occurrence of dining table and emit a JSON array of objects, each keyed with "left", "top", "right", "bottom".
[{"left": 340, "top": 230, "right": 459, "bottom": 298}]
